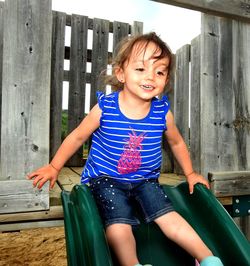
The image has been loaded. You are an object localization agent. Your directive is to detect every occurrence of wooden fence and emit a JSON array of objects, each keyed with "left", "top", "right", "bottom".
[
  {"left": 50, "top": 11, "right": 143, "bottom": 166},
  {"left": 168, "top": 14, "right": 250, "bottom": 178},
  {"left": 171, "top": 15, "right": 250, "bottom": 238}
]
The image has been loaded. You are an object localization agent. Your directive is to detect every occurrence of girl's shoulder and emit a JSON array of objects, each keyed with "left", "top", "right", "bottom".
[
  {"left": 96, "top": 91, "right": 118, "bottom": 110},
  {"left": 152, "top": 95, "right": 170, "bottom": 111}
]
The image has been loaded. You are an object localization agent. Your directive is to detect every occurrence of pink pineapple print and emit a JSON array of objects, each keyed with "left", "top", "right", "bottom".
[{"left": 118, "top": 129, "right": 146, "bottom": 174}]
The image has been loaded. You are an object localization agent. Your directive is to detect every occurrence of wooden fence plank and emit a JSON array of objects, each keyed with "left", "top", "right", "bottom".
[
  {"left": 0, "top": 0, "right": 52, "bottom": 181},
  {"left": 67, "top": 14, "right": 88, "bottom": 166},
  {"left": 0, "top": 180, "right": 49, "bottom": 214},
  {"left": 174, "top": 44, "right": 190, "bottom": 173},
  {"left": 113, "top": 21, "right": 130, "bottom": 56},
  {"left": 200, "top": 15, "right": 220, "bottom": 177},
  {"left": 90, "top": 18, "right": 109, "bottom": 108},
  {"left": 131, "top": 21, "right": 143, "bottom": 35},
  {"left": 200, "top": 14, "right": 237, "bottom": 176},
  {"left": 50, "top": 11, "right": 66, "bottom": 160},
  {"left": 232, "top": 20, "right": 250, "bottom": 170},
  {"left": 190, "top": 36, "right": 201, "bottom": 173},
  {"left": 0, "top": 2, "right": 3, "bottom": 158},
  {"left": 161, "top": 54, "right": 176, "bottom": 173}
]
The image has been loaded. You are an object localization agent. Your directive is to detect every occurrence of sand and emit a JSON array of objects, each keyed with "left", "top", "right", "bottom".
[{"left": 0, "top": 227, "right": 67, "bottom": 266}]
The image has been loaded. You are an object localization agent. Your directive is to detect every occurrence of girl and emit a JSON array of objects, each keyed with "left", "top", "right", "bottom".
[{"left": 28, "top": 32, "right": 223, "bottom": 266}]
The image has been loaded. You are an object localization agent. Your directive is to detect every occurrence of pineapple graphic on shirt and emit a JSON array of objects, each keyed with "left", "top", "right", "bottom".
[{"left": 118, "top": 129, "right": 146, "bottom": 174}]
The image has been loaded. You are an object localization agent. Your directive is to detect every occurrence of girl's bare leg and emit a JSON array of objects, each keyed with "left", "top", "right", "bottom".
[
  {"left": 106, "top": 223, "right": 139, "bottom": 266},
  {"left": 155, "top": 211, "right": 213, "bottom": 262}
]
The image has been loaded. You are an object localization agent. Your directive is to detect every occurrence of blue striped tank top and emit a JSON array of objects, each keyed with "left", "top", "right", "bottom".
[{"left": 81, "top": 91, "right": 170, "bottom": 184}]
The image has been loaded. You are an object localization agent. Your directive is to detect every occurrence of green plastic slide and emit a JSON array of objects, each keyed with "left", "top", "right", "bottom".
[{"left": 61, "top": 182, "right": 250, "bottom": 266}]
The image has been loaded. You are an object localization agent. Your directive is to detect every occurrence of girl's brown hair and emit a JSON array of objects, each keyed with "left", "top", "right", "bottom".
[{"left": 105, "top": 32, "right": 172, "bottom": 91}]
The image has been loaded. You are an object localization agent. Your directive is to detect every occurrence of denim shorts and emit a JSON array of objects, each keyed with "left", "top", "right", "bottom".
[{"left": 89, "top": 177, "right": 174, "bottom": 227}]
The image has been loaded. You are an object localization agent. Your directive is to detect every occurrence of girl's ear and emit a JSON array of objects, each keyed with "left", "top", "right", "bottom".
[
  {"left": 165, "top": 76, "right": 170, "bottom": 85},
  {"left": 115, "top": 67, "right": 125, "bottom": 83}
]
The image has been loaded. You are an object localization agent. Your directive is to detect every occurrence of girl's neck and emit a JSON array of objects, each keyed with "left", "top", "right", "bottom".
[{"left": 118, "top": 90, "right": 151, "bottom": 120}]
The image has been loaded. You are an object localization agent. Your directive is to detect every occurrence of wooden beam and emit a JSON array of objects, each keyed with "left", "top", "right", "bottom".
[
  {"left": 0, "top": 220, "right": 64, "bottom": 232},
  {"left": 0, "top": 180, "right": 49, "bottom": 214},
  {"left": 208, "top": 171, "right": 250, "bottom": 197},
  {"left": 150, "top": 0, "right": 250, "bottom": 22},
  {"left": 0, "top": 206, "right": 63, "bottom": 223}
]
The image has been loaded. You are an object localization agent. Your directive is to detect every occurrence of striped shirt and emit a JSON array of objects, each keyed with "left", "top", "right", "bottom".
[{"left": 81, "top": 91, "right": 170, "bottom": 183}]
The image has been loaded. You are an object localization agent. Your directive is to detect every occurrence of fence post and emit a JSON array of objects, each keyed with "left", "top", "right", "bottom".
[
  {"left": 131, "top": 21, "right": 143, "bottom": 35},
  {"left": 0, "top": 2, "right": 4, "bottom": 158},
  {"left": 190, "top": 36, "right": 201, "bottom": 173},
  {"left": 0, "top": 0, "right": 52, "bottom": 213},
  {"left": 200, "top": 14, "right": 237, "bottom": 177},
  {"left": 174, "top": 44, "right": 190, "bottom": 174}
]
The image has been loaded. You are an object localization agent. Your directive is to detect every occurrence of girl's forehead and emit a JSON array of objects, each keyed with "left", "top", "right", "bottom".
[
  {"left": 128, "top": 42, "right": 169, "bottom": 66},
  {"left": 130, "top": 41, "right": 164, "bottom": 61},
  {"left": 132, "top": 42, "right": 158, "bottom": 55}
]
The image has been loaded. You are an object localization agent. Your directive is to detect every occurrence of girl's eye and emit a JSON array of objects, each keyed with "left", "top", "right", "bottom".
[
  {"left": 157, "top": 71, "right": 166, "bottom": 76},
  {"left": 135, "top": 68, "right": 144, "bottom": 72}
]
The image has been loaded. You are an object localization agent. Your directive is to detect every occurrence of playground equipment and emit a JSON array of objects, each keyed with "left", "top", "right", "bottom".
[{"left": 61, "top": 182, "right": 250, "bottom": 266}]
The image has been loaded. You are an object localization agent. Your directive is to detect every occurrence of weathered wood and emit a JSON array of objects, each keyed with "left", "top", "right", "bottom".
[
  {"left": 200, "top": 14, "right": 237, "bottom": 177},
  {"left": 131, "top": 21, "right": 143, "bottom": 35},
  {"left": 208, "top": 171, "right": 250, "bottom": 196},
  {"left": 150, "top": 0, "right": 250, "bottom": 23},
  {"left": 232, "top": 20, "right": 250, "bottom": 170},
  {"left": 90, "top": 18, "right": 109, "bottom": 108},
  {"left": 65, "top": 14, "right": 133, "bottom": 34},
  {"left": 0, "top": 220, "right": 64, "bottom": 232},
  {"left": 161, "top": 54, "right": 176, "bottom": 173},
  {"left": 113, "top": 21, "right": 130, "bottom": 56},
  {"left": 200, "top": 14, "right": 250, "bottom": 177},
  {"left": 0, "top": 180, "right": 49, "bottom": 214},
  {"left": 174, "top": 44, "right": 190, "bottom": 174},
  {"left": 234, "top": 216, "right": 250, "bottom": 241},
  {"left": 0, "top": 206, "right": 63, "bottom": 223},
  {"left": 64, "top": 47, "right": 113, "bottom": 65},
  {"left": 50, "top": 11, "right": 66, "bottom": 160},
  {"left": 0, "top": 0, "right": 52, "bottom": 180},
  {"left": 0, "top": 2, "right": 4, "bottom": 157},
  {"left": 216, "top": 196, "right": 233, "bottom": 206},
  {"left": 159, "top": 173, "right": 185, "bottom": 186},
  {"left": 190, "top": 36, "right": 201, "bottom": 173},
  {"left": 67, "top": 14, "right": 88, "bottom": 166}
]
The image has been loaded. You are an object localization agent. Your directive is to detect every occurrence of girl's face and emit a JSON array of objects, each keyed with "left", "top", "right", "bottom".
[{"left": 116, "top": 41, "right": 170, "bottom": 102}]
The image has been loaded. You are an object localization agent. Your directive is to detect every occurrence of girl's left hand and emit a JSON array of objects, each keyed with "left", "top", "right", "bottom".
[{"left": 186, "top": 172, "right": 210, "bottom": 194}]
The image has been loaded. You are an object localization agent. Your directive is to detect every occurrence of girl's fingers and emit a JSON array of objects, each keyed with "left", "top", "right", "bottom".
[
  {"left": 32, "top": 175, "right": 44, "bottom": 187},
  {"left": 50, "top": 179, "right": 56, "bottom": 190},
  {"left": 37, "top": 176, "right": 51, "bottom": 189},
  {"left": 27, "top": 171, "right": 38, "bottom": 179}
]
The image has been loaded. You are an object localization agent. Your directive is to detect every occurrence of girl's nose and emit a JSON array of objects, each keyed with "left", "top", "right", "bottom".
[{"left": 145, "top": 70, "right": 154, "bottom": 80}]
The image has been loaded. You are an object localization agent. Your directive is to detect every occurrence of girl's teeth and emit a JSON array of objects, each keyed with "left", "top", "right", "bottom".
[{"left": 142, "top": 85, "right": 153, "bottom": 90}]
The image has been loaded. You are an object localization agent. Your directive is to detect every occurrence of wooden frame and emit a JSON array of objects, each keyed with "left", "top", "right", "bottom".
[{"left": 151, "top": 0, "right": 250, "bottom": 22}]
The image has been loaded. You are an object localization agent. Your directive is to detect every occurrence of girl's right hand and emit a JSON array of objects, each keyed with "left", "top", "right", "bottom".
[{"left": 27, "top": 164, "right": 59, "bottom": 190}]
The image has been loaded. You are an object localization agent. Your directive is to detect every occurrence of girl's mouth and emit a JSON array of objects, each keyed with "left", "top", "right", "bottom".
[{"left": 141, "top": 85, "right": 154, "bottom": 91}]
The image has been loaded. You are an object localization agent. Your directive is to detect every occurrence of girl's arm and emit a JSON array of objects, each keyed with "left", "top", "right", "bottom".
[
  {"left": 164, "top": 110, "right": 209, "bottom": 194},
  {"left": 27, "top": 104, "right": 102, "bottom": 189}
]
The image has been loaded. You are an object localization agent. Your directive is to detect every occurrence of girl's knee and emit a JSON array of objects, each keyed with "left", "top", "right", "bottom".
[{"left": 106, "top": 223, "right": 133, "bottom": 239}]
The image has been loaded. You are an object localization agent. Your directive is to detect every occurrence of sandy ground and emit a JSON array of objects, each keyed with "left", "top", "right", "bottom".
[{"left": 0, "top": 227, "right": 67, "bottom": 266}]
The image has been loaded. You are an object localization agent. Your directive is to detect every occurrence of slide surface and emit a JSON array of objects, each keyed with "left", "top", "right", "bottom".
[{"left": 61, "top": 182, "right": 250, "bottom": 266}]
